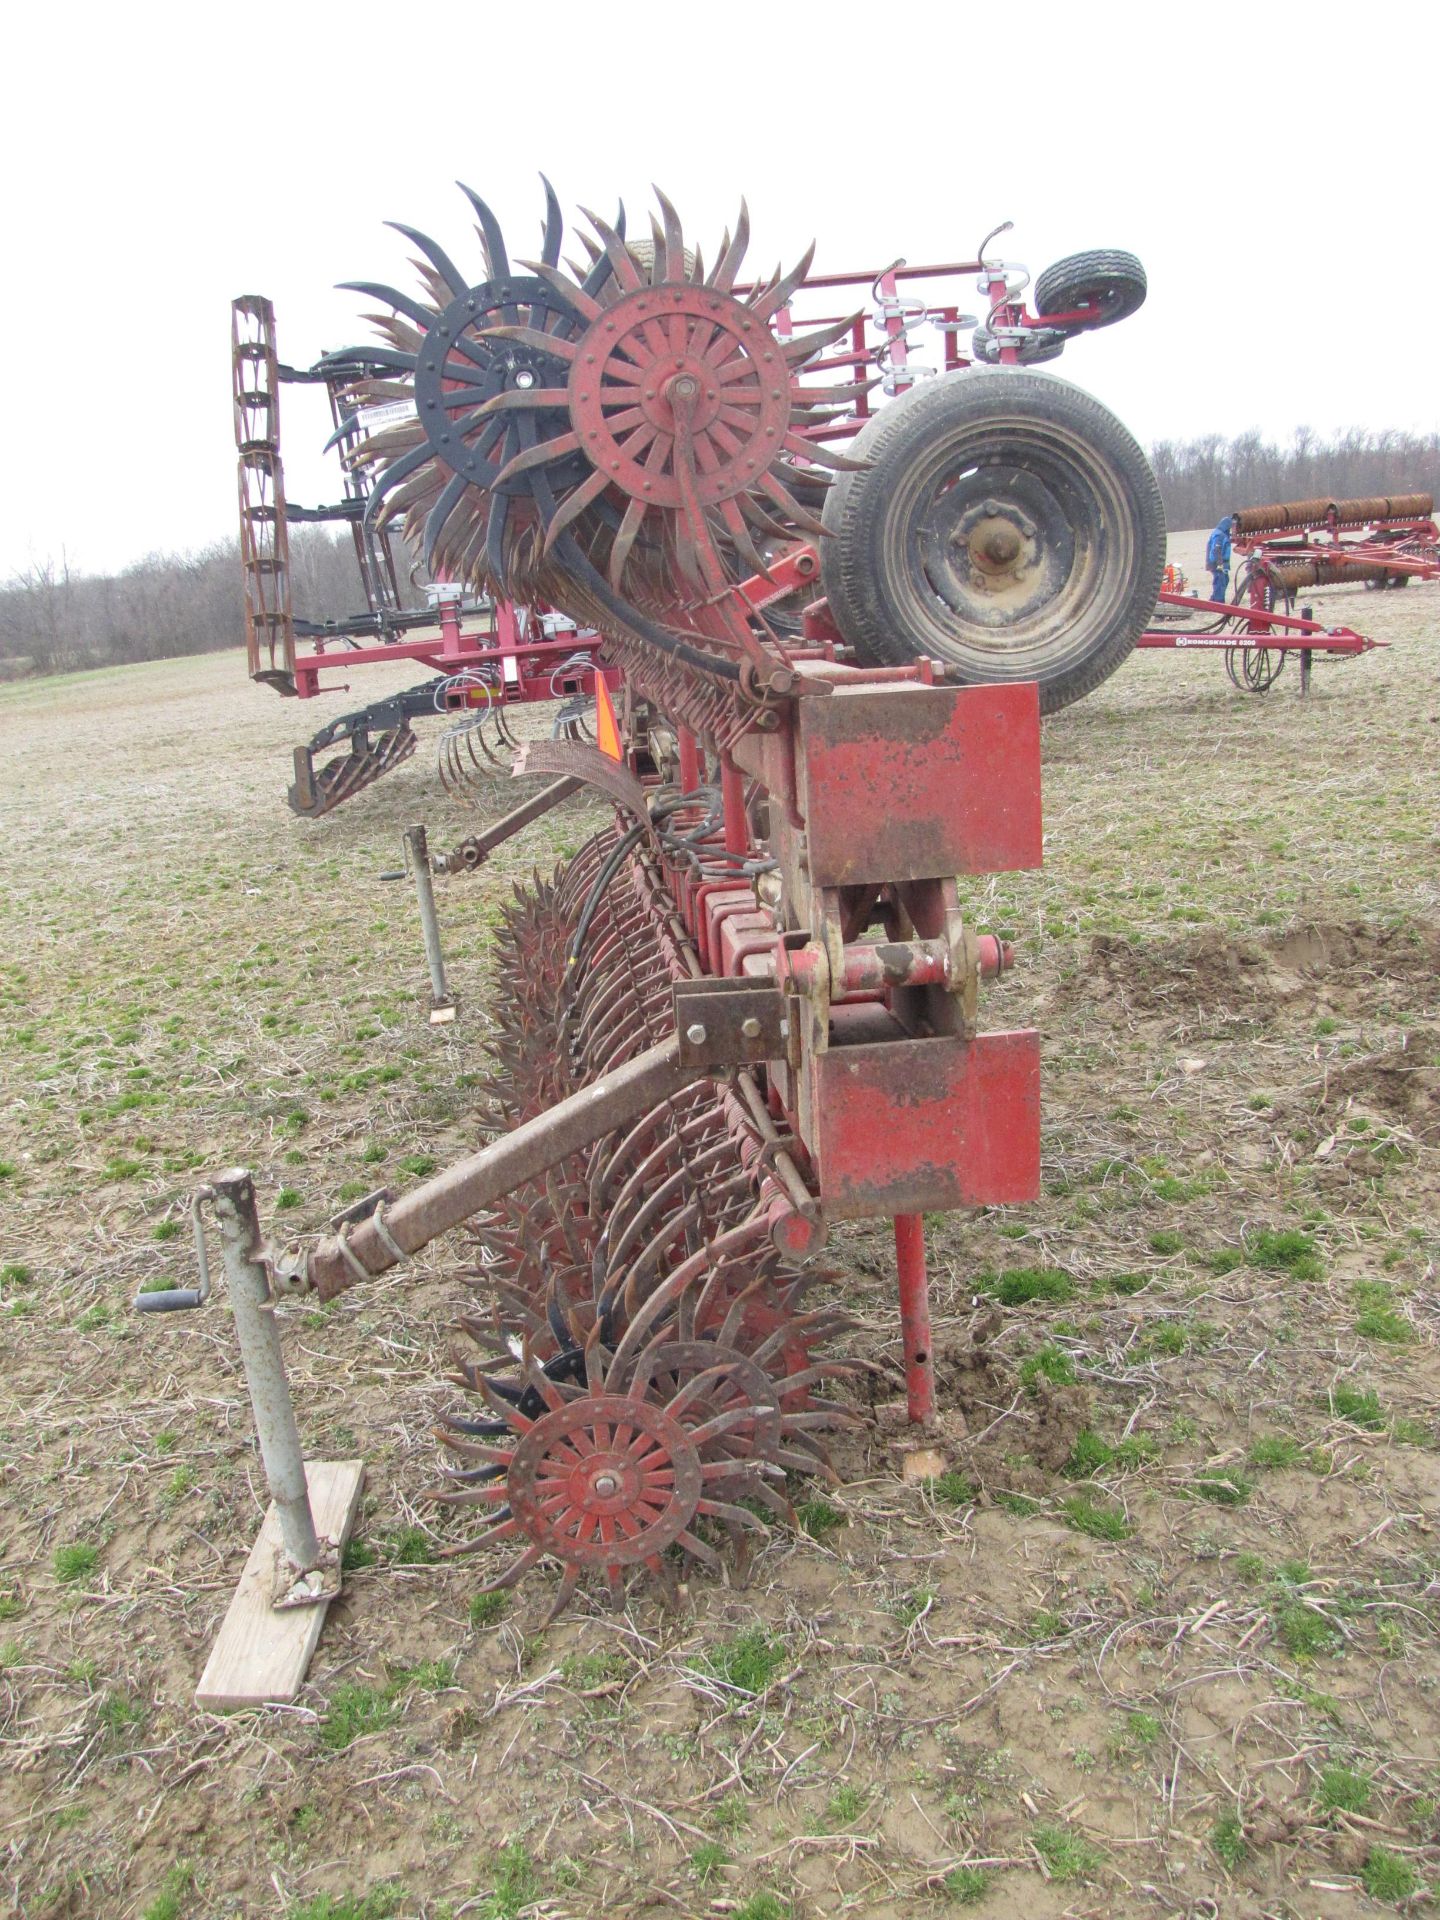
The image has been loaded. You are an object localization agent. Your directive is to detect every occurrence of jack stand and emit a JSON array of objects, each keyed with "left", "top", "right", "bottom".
[
  {"left": 404, "top": 823, "right": 456, "bottom": 1023},
  {"left": 138, "top": 1172, "right": 364, "bottom": 1710}
]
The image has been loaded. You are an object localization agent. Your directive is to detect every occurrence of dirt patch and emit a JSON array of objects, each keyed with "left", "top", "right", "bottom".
[{"left": 3, "top": 567, "right": 1440, "bottom": 1918}]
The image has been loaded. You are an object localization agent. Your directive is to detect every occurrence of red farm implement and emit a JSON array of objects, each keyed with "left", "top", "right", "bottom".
[
  {"left": 1232, "top": 493, "right": 1439, "bottom": 593},
  {"left": 1140, "top": 567, "right": 1383, "bottom": 694},
  {"left": 155, "top": 185, "right": 1174, "bottom": 1683}
]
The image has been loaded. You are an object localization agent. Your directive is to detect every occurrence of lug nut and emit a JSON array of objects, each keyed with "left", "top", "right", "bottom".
[
  {"left": 685, "top": 1023, "right": 707, "bottom": 1045},
  {"left": 740, "top": 1017, "right": 762, "bottom": 1040}
]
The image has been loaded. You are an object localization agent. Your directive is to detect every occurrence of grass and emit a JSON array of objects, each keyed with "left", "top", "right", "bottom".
[
  {"left": 1211, "top": 1812, "right": 1247, "bottom": 1870},
  {"left": 1315, "top": 1763, "right": 1371, "bottom": 1815},
  {"left": 690, "top": 1841, "right": 728, "bottom": 1884},
  {"left": 479, "top": 1842, "right": 540, "bottom": 1920},
  {"left": 795, "top": 1495, "right": 846, "bottom": 1537},
  {"left": 942, "top": 1865, "right": 992, "bottom": 1904},
  {"left": 140, "top": 1864, "right": 194, "bottom": 1920},
  {"left": 1030, "top": 1821, "right": 1106, "bottom": 1883},
  {"left": 1275, "top": 1601, "right": 1340, "bottom": 1659},
  {"left": 469, "top": 1591, "right": 507, "bottom": 1628},
  {"left": 1361, "top": 1845, "right": 1419, "bottom": 1902},
  {"left": 1019, "top": 1343, "right": 1077, "bottom": 1387},
  {"left": 1061, "top": 1494, "right": 1131, "bottom": 1541},
  {"left": 1191, "top": 1469, "right": 1252, "bottom": 1506},
  {"left": 732, "top": 1897, "right": 788, "bottom": 1920},
  {"left": 318, "top": 1682, "right": 401, "bottom": 1751},
  {"left": 1246, "top": 1228, "right": 1322, "bottom": 1282},
  {"left": 1248, "top": 1434, "right": 1302, "bottom": 1470},
  {"left": 823, "top": 1782, "right": 868, "bottom": 1828},
  {"left": 1325, "top": 1381, "right": 1386, "bottom": 1430},
  {"left": 700, "top": 1627, "right": 786, "bottom": 1694},
  {"left": 979, "top": 1266, "right": 1074, "bottom": 1305},
  {"left": 927, "top": 1470, "right": 977, "bottom": 1506},
  {"left": 288, "top": 1892, "right": 404, "bottom": 1920},
  {"left": 53, "top": 1543, "right": 98, "bottom": 1585}
]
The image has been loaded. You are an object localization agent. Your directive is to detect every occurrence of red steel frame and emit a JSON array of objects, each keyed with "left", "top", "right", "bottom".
[{"left": 1234, "top": 507, "right": 1440, "bottom": 588}]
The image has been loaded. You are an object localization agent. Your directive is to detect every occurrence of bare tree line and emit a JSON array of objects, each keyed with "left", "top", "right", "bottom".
[
  {"left": 0, "top": 528, "right": 373, "bottom": 679},
  {"left": 1152, "top": 426, "right": 1440, "bottom": 532},
  {"left": 3, "top": 427, "right": 1437, "bottom": 680}
]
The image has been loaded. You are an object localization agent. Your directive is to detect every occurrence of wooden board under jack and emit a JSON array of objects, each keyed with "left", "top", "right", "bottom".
[{"left": 195, "top": 1458, "right": 365, "bottom": 1711}]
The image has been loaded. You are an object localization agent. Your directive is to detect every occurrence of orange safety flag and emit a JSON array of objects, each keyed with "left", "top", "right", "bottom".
[{"left": 595, "top": 674, "right": 623, "bottom": 762}]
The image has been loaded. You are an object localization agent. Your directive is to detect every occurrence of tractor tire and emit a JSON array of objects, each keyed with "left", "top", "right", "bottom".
[
  {"left": 1034, "top": 249, "right": 1147, "bottom": 328},
  {"left": 819, "top": 368, "right": 1166, "bottom": 713}
]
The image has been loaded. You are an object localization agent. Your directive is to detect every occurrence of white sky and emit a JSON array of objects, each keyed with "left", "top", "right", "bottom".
[{"left": 4, "top": 0, "right": 1436, "bottom": 579}]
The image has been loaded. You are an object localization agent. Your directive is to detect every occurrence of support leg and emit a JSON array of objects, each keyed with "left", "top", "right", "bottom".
[
  {"left": 404, "top": 822, "right": 454, "bottom": 1018},
  {"left": 894, "top": 1213, "right": 935, "bottom": 1427},
  {"left": 209, "top": 1170, "right": 322, "bottom": 1578}
]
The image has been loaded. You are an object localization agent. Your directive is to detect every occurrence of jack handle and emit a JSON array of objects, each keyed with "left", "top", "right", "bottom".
[{"left": 133, "top": 1188, "right": 215, "bottom": 1312}]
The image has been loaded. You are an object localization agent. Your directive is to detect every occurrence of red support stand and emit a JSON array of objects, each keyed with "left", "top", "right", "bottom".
[{"left": 894, "top": 1213, "right": 935, "bottom": 1426}]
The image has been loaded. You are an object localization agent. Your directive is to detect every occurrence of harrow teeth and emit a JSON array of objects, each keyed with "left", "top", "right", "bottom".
[{"left": 430, "top": 830, "right": 849, "bottom": 1618}]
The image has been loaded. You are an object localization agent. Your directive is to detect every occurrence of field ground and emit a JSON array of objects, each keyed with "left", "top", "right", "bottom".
[{"left": 1, "top": 533, "right": 1438, "bottom": 1920}]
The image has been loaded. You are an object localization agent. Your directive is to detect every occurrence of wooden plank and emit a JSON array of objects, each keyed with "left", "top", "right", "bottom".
[{"left": 195, "top": 1458, "right": 366, "bottom": 1711}]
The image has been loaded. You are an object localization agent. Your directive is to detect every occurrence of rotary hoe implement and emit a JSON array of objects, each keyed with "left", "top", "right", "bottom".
[{"left": 157, "top": 182, "right": 1170, "bottom": 1660}]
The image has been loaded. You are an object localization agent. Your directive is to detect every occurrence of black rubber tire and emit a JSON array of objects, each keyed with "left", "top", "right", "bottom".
[
  {"left": 1034, "top": 249, "right": 1147, "bottom": 329},
  {"left": 971, "top": 323, "right": 1066, "bottom": 366},
  {"left": 819, "top": 368, "right": 1166, "bottom": 713}
]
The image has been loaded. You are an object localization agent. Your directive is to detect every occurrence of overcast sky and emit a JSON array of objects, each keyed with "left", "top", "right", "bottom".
[{"left": 4, "top": 1, "right": 1436, "bottom": 579}]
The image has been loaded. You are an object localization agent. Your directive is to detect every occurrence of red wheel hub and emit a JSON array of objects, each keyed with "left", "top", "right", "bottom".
[
  {"left": 568, "top": 285, "right": 792, "bottom": 509},
  {"left": 506, "top": 1393, "right": 702, "bottom": 1568}
]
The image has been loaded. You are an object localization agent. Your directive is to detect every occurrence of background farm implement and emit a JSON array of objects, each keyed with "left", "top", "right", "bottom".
[{"left": 164, "top": 182, "right": 1175, "bottom": 1693}]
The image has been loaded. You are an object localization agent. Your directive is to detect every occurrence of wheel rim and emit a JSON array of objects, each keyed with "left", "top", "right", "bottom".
[{"left": 883, "top": 415, "right": 1137, "bottom": 677}]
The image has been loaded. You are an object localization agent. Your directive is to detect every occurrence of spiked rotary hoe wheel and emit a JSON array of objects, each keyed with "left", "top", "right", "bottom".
[{"left": 341, "top": 186, "right": 868, "bottom": 678}]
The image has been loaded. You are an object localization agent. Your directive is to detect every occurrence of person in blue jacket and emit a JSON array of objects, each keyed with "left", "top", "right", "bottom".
[{"left": 1206, "top": 516, "right": 1233, "bottom": 603}]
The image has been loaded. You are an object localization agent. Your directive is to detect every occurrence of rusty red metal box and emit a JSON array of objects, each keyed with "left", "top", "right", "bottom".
[
  {"left": 797, "top": 680, "right": 1042, "bottom": 887},
  {"left": 811, "top": 1027, "right": 1040, "bottom": 1219}
]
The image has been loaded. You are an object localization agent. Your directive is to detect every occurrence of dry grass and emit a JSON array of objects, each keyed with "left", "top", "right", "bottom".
[{"left": 1, "top": 538, "right": 1437, "bottom": 1918}]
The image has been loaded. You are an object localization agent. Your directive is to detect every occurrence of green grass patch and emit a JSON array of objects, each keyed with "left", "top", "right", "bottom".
[
  {"left": 979, "top": 1266, "right": 1074, "bottom": 1306},
  {"left": 1191, "top": 1470, "right": 1252, "bottom": 1507},
  {"left": 288, "top": 1890, "right": 405, "bottom": 1920},
  {"left": 942, "top": 1865, "right": 992, "bottom": 1904},
  {"left": 53, "top": 1543, "right": 98, "bottom": 1585},
  {"left": 1324, "top": 1381, "right": 1386, "bottom": 1430},
  {"left": 385, "top": 1525, "right": 435, "bottom": 1565},
  {"left": 1275, "top": 1601, "right": 1340, "bottom": 1660},
  {"left": 796, "top": 1496, "right": 846, "bottom": 1538},
  {"left": 1361, "top": 1844, "right": 1419, "bottom": 1903},
  {"left": 732, "top": 1896, "right": 788, "bottom": 1920},
  {"left": 927, "top": 1470, "right": 976, "bottom": 1507},
  {"left": 140, "top": 1863, "right": 194, "bottom": 1920},
  {"left": 469, "top": 1591, "right": 507, "bottom": 1628},
  {"left": 690, "top": 1841, "right": 728, "bottom": 1884},
  {"left": 1030, "top": 1822, "right": 1105, "bottom": 1883},
  {"left": 1019, "top": 1343, "right": 1076, "bottom": 1387},
  {"left": 1315, "top": 1763, "right": 1371, "bottom": 1815},
  {"left": 1060, "top": 1494, "right": 1130, "bottom": 1541},
  {"left": 1248, "top": 1434, "right": 1302, "bottom": 1470},
  {"left": 1211, "top": 1812, "right": 1247, "bottom": 1870},
  {"left": 1246, "top": 1228, "right": 1322, "bottom": 1282},
  {"left": 701, "top": 1627, "right": 786, "bottom": 1694},
  {"left": 318, "top": 1682, "right": 401, "bottom": 1751}
]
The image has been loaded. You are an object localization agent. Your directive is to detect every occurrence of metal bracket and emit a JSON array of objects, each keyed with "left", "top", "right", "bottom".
[
  {"left": 328, "top": 1187, "right": 395, "bottom": 1232},
  {"left": 672, "top": 979, "right": 788, "bottom": 1071}
]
